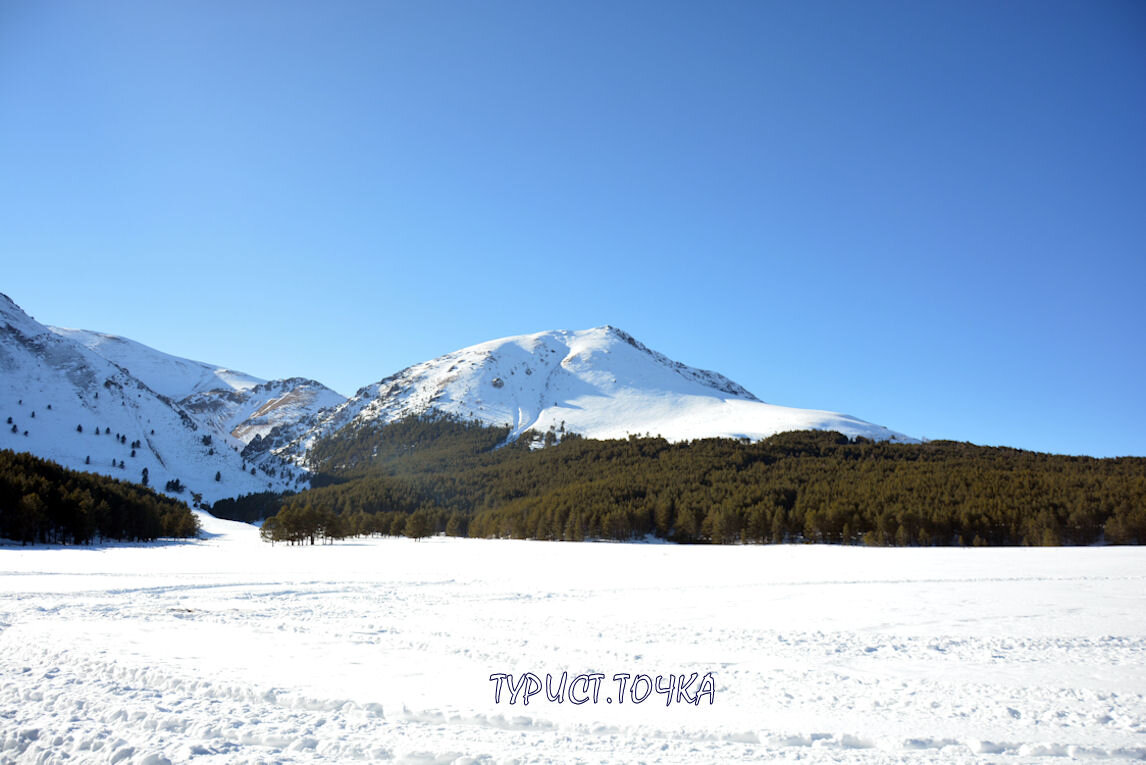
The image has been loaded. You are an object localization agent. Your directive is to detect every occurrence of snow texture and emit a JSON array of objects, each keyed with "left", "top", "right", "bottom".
[{"left": 1, "top": 520, "right": 1143, "bottom": 763}]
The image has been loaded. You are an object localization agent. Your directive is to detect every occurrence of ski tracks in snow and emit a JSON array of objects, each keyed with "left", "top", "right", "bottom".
[{"left": 1, "top": 541, "right": 1145, "bottom": 763}]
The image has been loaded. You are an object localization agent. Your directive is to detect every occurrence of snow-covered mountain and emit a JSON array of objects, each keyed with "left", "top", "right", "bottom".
[
  {"left": 277, "top": 325, "right": 913, "bottom": 465},
  {"left": 47, "top": 324, "right": 345, "bottom": 469},
  {"left": 0, "top": 294, "right": 317, "bottom": 503},
  {"left": 4, "top": 291, "right": 915, "bottom": 501},
  {"left": 179, "top": 378, "right": 344, "bottom": 446}
]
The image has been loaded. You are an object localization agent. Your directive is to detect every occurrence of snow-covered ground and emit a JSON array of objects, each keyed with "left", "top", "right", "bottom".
[{"left": 1, "top": 515, "right": 1143, "bottom": 763}]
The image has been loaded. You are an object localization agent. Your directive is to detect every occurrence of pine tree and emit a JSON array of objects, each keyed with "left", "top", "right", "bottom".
[
  {"left": 404, "top": 511, "right": 431, "bottom": 540},
  {"left": 445, "top": 512, "right": 467, "bottom": 537}
]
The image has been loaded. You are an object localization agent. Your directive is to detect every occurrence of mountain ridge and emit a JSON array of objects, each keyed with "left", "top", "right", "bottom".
[
  {"left": 1, "top": 293, "right": 315, "bottom": 504},
  {"left": 2, "top": 292, "right": 915, "bottom": 505},
  {"left": 47, "top": 326, "right": 265, "bottom": 399}
]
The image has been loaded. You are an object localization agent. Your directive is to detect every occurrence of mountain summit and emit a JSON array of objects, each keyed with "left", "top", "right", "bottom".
[{"left": 278, "top": 325, "right": 912, "bottom": 463}]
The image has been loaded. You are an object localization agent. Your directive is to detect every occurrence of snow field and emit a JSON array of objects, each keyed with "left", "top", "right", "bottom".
[{"left": 1, "top": 518, "right": 1144, "bottom": 763}]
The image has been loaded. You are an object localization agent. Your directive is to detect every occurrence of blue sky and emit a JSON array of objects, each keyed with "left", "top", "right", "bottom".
[{"left": 2, "top": 1, "right": 1144, "bottom": 457}]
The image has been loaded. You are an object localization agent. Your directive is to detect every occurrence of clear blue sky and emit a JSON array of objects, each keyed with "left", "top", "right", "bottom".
[{"left": 2, "top": 1, "right": 1144, "bottom": 457}]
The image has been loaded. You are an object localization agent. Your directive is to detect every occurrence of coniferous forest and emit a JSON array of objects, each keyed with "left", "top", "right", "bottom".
[
  {"left": 216, "top": 417, "right": 1146, "bottom": 547},
  {"left": 0, "top": 449, "right": 200, "bottom": 544}
]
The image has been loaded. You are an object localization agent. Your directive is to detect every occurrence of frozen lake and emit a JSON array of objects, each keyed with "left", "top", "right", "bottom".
[{"left": 2, "top": 512, "right": 1144, "bottom": 763}]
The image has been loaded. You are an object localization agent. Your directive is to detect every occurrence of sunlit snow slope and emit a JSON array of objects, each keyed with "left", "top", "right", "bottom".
[
  {"left": 47, "top": 317, "right": 345, "bottom": 487},
  {"left": 1, "top": 294, "right": 301, "bottom": 503},
  {"left": 48, "top": 326, "right": 345, "bottom": 452},
  {"left": 49, "top": 326, "right": 264, "bottom": 399},
  {"left": 283, "top": 326, "right": 912, "bottom": 461},
  {"left": 180, "top": 378, "right": 346, "bottom": 446}
]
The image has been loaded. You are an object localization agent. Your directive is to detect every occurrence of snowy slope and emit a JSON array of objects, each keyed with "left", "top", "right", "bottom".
[
  {"left": 280, "top": 325, "right": 912, "bottom": 463},
  {"left": 0, "top": 294, "right": 301, "bottom": 504},
  {"left": 49, "top": 326, "right": 263, "bottom": 399},
  {"left": 180, "top": 378, "right": 345, "bottom": 446},
  {"left": 49, "top": 319, "right": 345, "bottom": 484}
]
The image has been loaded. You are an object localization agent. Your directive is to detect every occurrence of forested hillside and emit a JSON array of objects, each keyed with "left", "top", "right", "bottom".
[
  {"left": 0, "top": 449, "right": 200, "bottom": 544},
  {"left": 219, "top": 417, "right": 1146, "bottom": 546}
]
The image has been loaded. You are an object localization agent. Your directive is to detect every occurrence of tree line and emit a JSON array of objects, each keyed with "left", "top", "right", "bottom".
[
  {"left": 258, "top": 503, "right": 444, "bottom": 544},
  {"left": 0, "top": 449, "right": 200, "bottom": 544},
  {"left": 212, "top": 416, "right": 1146, "bottom": 546}
]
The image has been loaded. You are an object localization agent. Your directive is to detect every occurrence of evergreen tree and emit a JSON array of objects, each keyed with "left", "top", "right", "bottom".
[
  {"left": 445, "top": 511, "right": 467, "bottom": 537},
  {"left": 404, "top": 510, "right": 431, "bottom": 540},
  {"left": 0, "top": 450, "right": 199, "bottom": 544}
]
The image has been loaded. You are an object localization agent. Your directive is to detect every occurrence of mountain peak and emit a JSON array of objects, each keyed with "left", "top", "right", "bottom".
[{"left": 273, "top": 325, "right": 910, "bottom": 463}]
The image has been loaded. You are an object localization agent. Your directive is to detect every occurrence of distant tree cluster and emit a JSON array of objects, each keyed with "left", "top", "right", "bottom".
[
  {"left": 212, "top": 491, "right": 291, "bottom": 523},
  {"left": 235, "top": 418, "right": 1146, "bottom": 547},
  {"left": 306, "top": 415, "right": 512, "bottom": 479},
  {"left": 258, "top": 504, "right": 439, "bottom": 544},
  {"left": 0, "top": 449, "right": 200, "bottom": 544}
]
